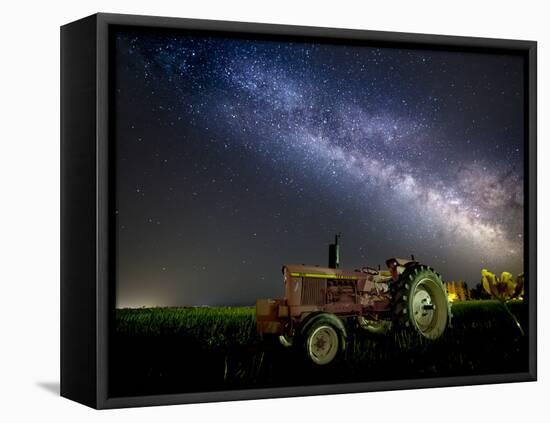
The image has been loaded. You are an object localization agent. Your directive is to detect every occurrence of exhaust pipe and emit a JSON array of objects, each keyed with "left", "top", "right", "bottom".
[{"left": 328, "top": 233, "right": 340, "bottom": 269}]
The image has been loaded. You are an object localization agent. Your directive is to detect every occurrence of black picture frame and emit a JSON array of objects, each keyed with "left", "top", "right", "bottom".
[{"left": 60, "top": 12, "right": 537, "bottom": 409}]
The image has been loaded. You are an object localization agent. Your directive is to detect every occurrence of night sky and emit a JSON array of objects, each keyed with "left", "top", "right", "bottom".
[{"left": 113, "top": 28, "right": 525, "bottom": 308}]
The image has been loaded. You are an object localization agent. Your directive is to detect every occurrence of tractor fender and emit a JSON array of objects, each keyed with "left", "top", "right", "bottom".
[{"left": 297, "top": 312, "right": 347, "bottom": 351}]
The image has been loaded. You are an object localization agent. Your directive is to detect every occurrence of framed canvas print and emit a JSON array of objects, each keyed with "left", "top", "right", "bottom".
[{"left": 60, "top": 13, "right": 537, "bottom": 409}]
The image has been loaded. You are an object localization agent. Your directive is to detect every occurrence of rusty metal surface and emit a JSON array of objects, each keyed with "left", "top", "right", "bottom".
[
  {"left": 302, "top": 277, "right": 326, "bottom": 305},
  {"left": 257, "top": 262, "right": 400, "bottom": 334},
  {"left": 284, "top": 264, "right": 366, "bottom": 279},
  {"left": 256, "top": 298, "right": 286, "bottom": 334}
]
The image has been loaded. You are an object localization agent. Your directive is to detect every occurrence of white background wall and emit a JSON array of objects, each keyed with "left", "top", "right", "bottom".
[{"left": 0, "top": 0, "right": 546, "bottom": 421}]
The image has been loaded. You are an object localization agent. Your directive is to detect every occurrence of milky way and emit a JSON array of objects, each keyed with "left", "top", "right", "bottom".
[{"left": 113, "top": 29, "right": 525, "bottom": 307}]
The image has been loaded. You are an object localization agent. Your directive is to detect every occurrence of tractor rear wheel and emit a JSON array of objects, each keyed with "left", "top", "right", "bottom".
[{"left": 392, "top": 265, "right": 450, "bottom": 339}]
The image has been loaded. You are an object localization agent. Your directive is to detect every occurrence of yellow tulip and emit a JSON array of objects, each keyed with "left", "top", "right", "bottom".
[
  {"left": 481, "top": 269, "right": 523, "bottom": 302},
  {"left": 481, "top": 269, "right": 495, "bottom": 298},
  {"left": 480, "top": 269, "right": 525, "bottom": 336}
]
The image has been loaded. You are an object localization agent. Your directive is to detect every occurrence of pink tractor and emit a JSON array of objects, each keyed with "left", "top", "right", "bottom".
[{"left": 256, "top": 235, "right": 451, "bottom": 365}]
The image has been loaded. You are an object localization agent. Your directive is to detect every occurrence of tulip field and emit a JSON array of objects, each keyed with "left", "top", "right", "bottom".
[{"left": 110, "top": 300, "right": 528, "bottom": 397}]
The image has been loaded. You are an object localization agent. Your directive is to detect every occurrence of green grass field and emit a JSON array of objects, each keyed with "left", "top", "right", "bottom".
[{"left": 111, "top": 300, "right": 528, "bottom": 397}]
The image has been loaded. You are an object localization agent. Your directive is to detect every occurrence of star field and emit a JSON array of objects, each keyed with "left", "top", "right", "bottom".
[{"left": 113, "top": 29, "right": 525, "bottom": 307}]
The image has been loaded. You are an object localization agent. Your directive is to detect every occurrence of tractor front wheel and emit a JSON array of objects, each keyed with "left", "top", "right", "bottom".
[{"left": 301, "top": 314, "right": 345, "bottom": 365}]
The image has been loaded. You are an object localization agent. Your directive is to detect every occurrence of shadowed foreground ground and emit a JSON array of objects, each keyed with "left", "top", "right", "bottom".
[{"left": 110, "top": 300, "right": 528, "bottom": 397}]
